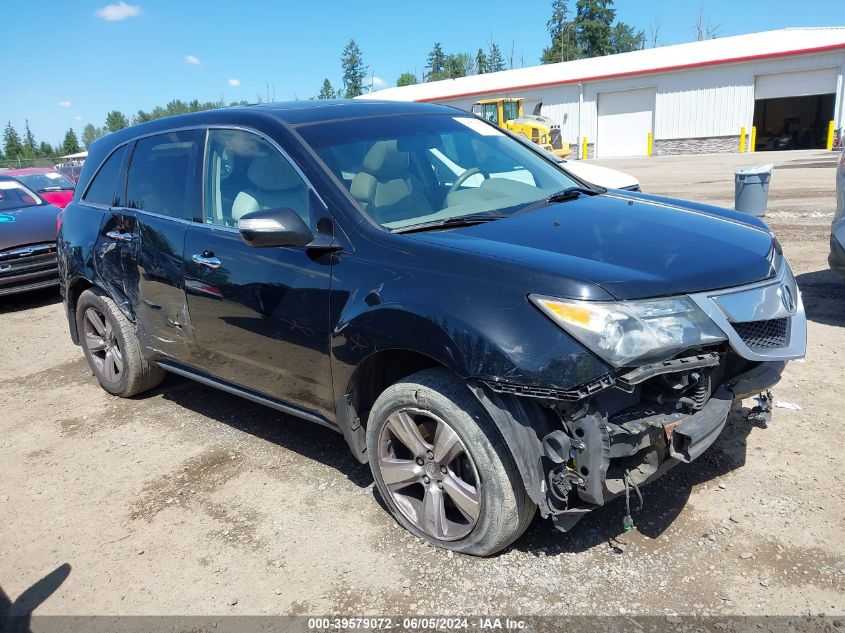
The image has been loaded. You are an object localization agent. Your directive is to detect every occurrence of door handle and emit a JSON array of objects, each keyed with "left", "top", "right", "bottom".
[
  {"left": 192, "top": 253, "right": 221, "bottom": 269},
  {"left": 105, "top": 229, "right": 134, "bottom": 242}
]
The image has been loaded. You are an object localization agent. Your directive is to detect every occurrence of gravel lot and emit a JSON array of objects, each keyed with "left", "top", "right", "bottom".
[{"left": 1, "top": 149, "right": 843, "bottom": 618}]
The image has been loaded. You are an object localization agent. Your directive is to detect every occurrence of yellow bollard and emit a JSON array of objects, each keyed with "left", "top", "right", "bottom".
[
  {"left": 739, "top": 127, "right": 746, "bottom": 154},
  {"left": 582, "top": 136, "right": 588, "bottom": 160},
  {"left": 647, "top": 131, "right": 653, "bottom": 157},
  {"left": 827, "top": 121, "right": 836, "bottom": 151},
  {"left": 750, "top": 126, "right": 757, "bottom": 153}
]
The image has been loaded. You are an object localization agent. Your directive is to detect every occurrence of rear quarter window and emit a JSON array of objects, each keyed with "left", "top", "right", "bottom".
[{"left": 83, "top": 145, "right": 128, "bottom": 207}]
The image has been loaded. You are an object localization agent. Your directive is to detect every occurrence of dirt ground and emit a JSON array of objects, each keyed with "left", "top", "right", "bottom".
[{"left": 1, "top": 149, "right": 843, "bottom": 619}]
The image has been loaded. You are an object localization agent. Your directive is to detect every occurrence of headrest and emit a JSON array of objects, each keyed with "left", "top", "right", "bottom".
[
  {"left": 247, "top": 153, "right": 302, "bottom": 191},
  {"left": 362, "top": 140, "right": 409, "bottom": 180}
]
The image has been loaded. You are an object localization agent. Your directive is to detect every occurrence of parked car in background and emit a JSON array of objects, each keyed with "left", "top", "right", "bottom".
[
  {"left": 57, "top": 164, "right": 84, "bottom": 183},
  {"left": 510, "top": 132, "right": 641, "bottom": 191},
  {"left": 59, "top": 101, "right": 805, "bottom": 555},
  {"left": 555, "top": 157, "right": 640, "bottom": 191},
  {"left": 830, "top": 147, "right": 845, "bottom": 278},
  {"left": 5, "top": 168, "right": 76, "bottom": 208},
  {"left": 0, "top": 176, "right": 61, "bottom": 296}
]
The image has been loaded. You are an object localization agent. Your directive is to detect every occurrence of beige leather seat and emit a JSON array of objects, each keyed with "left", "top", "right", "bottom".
[
  {"left": 350, "top": 140, "right": 432, "bottom": 224},
  {"left": 231, "top": 153, "right": 309, "bottom": 222}
]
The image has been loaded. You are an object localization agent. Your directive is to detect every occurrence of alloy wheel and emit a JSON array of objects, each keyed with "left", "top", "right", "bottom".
[
  {"left": 377, "top": 408, "right": 481, "bottom": 541},
  {"left": 82, "top": 307, "right": 123, "bottom": 384}
]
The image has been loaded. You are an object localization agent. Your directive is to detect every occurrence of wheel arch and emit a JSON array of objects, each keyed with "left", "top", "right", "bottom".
[{"left": 336, "top": 347, "right": 455, "bottom": 464}]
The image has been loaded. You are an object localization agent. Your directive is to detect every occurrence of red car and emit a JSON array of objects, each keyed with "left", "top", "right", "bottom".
[{"left": 5, "top": 168, "right": 75, "bottom": 209}]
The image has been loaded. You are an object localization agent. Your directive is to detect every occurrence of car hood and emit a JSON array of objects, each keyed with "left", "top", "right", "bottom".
[
  {"left": 410, "top": 193, "right": 777, "bottom": 300},
  {"left": 0, "top": 204, "right": 60, "bottom": 252}
]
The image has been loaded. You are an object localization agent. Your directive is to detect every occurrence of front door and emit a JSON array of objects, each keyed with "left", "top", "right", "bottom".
[
  {"left": 183, "top": 128, "right": 334, "bottom": 418},
  {"left": 121, "top": 130, "right": 202, "bottom": 359}
]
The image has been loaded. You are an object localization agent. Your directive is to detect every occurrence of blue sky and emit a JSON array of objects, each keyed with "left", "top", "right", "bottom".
[{"left": 2, "top": 0, "right": 842, "bottom": 147}]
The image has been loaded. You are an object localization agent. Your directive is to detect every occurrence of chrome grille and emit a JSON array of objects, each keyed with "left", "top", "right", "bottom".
[{"left": 733, "top": 318, "right": 790, "bottom": 349}]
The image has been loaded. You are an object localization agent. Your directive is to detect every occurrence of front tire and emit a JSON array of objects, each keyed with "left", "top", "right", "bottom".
[
  {"left": 76, "top": 288, "right": 165, "bottom": 397},
  {"left": 367, "top": 368, "right": 535, "bottom": 556}
]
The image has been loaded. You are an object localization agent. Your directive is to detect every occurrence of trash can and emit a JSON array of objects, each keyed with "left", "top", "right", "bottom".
[{"left": 734, "top": 164, "right": 773, "bottom": 216}]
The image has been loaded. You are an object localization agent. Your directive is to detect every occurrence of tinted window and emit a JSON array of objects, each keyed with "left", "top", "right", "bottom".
[
  {"left": 203, "top": 129, "right": 310, "bottom": 228},
  {"left": 83, "top": 145, "right": 127, "bottom": 207},
  {"left": 126, "top": 131, "right": 198, "bottom": 219}
]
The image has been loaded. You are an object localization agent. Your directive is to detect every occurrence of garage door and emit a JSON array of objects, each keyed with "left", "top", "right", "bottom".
[
  {"left": 597, "top": 88, "right": 655, "bottom": 158},
  {"left": 755, "top": 68, "right": 838, "bottom": 100}
]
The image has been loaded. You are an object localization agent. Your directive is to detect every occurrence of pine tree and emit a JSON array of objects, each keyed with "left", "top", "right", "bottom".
[
  {"left": 426, "top": 42, "right": 447, "bottom": 80},
  {"left": 575, "top": 0, "right": 616, "bottom": 58},
  {"left": 37, "top": 141, "right": 53, "bottom": 157},
  {"left": 341, "top": 39, "right": 367, "bottom": 98},
  {"left": 396, "top": 72, "right": 418, "bottom": 87},
  {"left": 61, "top": 128, "right": 81, "bottom": 155},
  {"left": 3, "top": 121, "right": 23, "bottom": 159},
  {"left": 82, "top": 123, "right": 106, "bottom": 149},
  {"left": 317, "top": 79, "right": 337, "bottom": 99},
  {"left": 22, "top": 120, "right": 37, "bottom": 158},
  {"left": 475, "top": 49, "right": 488, "bottom": 74},
  {"left": 610, "top": 22, "right": 645, "bottom": 53},
  {"left": 444, "top": 53, "right": 474, "bottom": 79},
  {"left": 542, "top": 0, "right": 580, "bottom": 63},
  {"left": 105, "top": 110, "right": 129, "bottom": 133},
  {"left": 487, "top": 40, "right": 506, "bottom": 72}
]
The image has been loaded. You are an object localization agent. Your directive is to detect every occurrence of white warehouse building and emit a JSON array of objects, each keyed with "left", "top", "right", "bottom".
[{"left": 362, "top": 28, "right": 845, "bottom": 159}]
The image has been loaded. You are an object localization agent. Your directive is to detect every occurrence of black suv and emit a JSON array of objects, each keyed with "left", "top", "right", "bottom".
[{"left": 58, "top": 101, "right": 806, "bottom": 555}]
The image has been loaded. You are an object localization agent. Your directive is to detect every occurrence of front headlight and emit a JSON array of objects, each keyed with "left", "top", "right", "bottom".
[{"left": 529, "top": 294, "right": 727, "bottom": 367}]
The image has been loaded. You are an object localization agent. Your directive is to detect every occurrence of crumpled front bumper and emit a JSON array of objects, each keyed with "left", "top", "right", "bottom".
[{"left": 547, "top": 360, "right": 786, "bottom": 532}]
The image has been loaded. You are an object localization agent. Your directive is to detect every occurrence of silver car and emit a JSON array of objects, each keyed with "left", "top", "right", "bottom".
[{"left": 831, "top": 146, "right": 845, "bottom": 278}]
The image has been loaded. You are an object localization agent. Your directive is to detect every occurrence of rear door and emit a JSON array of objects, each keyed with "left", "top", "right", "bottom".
[
  {"left": 120, "top": 129, "right": 202, "bottom": 360},
  {"left": 182, "top": 128, "right": 334, "bottom": 418}
]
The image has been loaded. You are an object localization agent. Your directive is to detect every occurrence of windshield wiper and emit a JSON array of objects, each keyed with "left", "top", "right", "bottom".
[
  {"left": 546, "top": 186, "right": 604, "bottom": 202},
  {"left": 514, "top": 186, "right": 604, "bottom": 216},
  {"left": 393, "top": 213, "right": 506, "bottom": 234}
]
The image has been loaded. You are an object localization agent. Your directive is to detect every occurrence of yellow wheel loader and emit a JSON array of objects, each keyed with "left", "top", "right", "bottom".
[{"left": 471, "top": 98, "right": 571, "bottom": 158}]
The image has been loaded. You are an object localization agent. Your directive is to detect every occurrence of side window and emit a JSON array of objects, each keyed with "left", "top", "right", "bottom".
[
  {"left": 203, "top": 129, "right": 311, "bottom": 228},
  {"left": 83, "top": 145, "right": 128, "bottom": 207},
  {"left": 126, "top": 131, "right": 198, "bottom": 219}
]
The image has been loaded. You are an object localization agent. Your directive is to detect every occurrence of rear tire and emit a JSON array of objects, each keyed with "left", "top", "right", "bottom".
[
  {"left": 367, "top": 368, "right": 536, "bottom": 556},
  {"left": 76, "top": 288, "right": 165, "bottom": 397}
]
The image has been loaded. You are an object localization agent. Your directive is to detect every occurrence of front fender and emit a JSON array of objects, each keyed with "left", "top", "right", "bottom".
[{"left": 331, "top": 299, "right": 609, "bottom": 402}]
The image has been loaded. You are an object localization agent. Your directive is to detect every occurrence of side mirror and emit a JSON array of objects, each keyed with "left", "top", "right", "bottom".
[{"left": 238, "top": 207, "right": 313, "bottom": 248}]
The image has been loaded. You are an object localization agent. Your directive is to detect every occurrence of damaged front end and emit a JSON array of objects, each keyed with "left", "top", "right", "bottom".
[{"left": 477, "top": 258, "right": 806, "bottom": 533}]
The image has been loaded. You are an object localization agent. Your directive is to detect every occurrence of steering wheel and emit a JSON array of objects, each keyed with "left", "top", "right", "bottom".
[{"left": 448, "top": 168, "right": 485, "bottom": 195}]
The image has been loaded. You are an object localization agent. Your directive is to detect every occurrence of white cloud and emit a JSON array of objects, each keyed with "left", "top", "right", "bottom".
[
  {"left": 370, "top": 75, "right": 387, "bottom": 89},
  {"left": 95, "top": 2, "right": 141, "bottom": 21},
  {"left": 184, "top": 54, "right": 200, "bottom": 65},
  {"left": 58, "top": 100, "right": 72, "bottom": 108},
  {"left": 73, "top": 115, "right": 83, "bottom": 122},
  {"left": 227, "top": 78, "right": 241, "bottom": 87}
]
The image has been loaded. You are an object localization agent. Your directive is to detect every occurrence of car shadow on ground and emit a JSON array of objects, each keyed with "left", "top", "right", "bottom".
[
  {"left": 513, "top": 408, "right": 763, "bottom": 556},
  {"left": 151, "top": 374, "right": 373, "bottom": 488},
  {"left": 0, "top": 287, "right": 61, "bottom": 314},
  {"left": 795, "top": 268, "right": 845, "bottom": 327},
  {"left": 0, "top": 563, "right": 71, "bottom": 632}
]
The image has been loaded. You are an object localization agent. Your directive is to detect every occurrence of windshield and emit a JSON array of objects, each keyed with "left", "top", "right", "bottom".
[
  {"left": 299, "top": 114, "right": 579, "bottom": 229},
  {"left": 0, "top": 180, "right": 43, "bottom": 210},
  {"left": 15, "top": 171, "right": 75, "bottom": 192}
]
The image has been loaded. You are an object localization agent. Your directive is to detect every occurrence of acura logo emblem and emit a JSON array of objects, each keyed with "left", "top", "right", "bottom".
[{"left": 781, "top": 284, "right": 796, "bottom": 313}]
